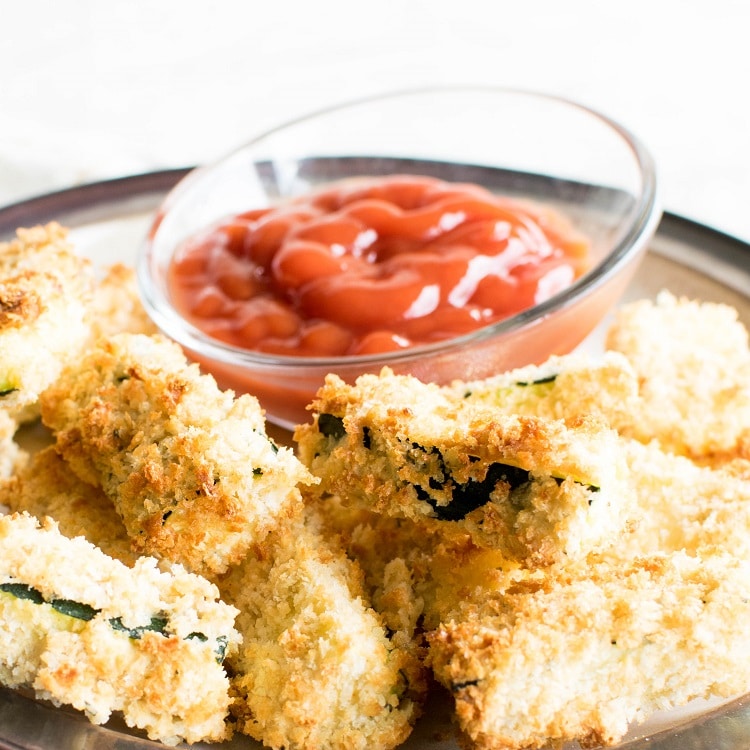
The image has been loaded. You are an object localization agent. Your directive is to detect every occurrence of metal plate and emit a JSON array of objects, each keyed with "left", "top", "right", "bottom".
[{"left": 0, "top": 172, "right": 748, "bottom": 750}]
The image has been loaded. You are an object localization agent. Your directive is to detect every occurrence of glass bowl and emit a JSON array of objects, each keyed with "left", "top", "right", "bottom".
[{"left": 138, "top": 86, "right": 660, "bottom": 430}]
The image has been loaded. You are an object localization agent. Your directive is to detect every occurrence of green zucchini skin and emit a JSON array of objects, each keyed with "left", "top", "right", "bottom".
[
  {"left": 0, "top": 581, "right": 227, "bottom": 660},
  {"left": 317, "top": 417, "right": 601, "bottom": 523}
]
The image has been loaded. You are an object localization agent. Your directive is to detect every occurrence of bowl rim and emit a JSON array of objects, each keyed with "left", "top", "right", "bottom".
[{"left": 137, "top": 84, "right": 661, "bottom": 371}]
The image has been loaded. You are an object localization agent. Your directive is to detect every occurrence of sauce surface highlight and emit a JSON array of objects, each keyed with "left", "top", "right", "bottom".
[{"left": 168, "top": 175, "right": 590, "bottom": 357}]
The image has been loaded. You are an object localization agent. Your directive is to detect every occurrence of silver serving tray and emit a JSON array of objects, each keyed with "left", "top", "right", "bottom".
[{"left": 0, "top": 171, "right": 748, "bottom": 750}]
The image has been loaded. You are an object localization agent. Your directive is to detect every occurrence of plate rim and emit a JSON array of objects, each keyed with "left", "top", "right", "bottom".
[{"left": 0, "top": 168, "right": 749, "bottom": 270}]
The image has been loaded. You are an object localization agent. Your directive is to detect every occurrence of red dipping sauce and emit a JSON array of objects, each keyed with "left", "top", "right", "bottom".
[{"left": 168, "top": 175, "right": 590, "bottom": 357}]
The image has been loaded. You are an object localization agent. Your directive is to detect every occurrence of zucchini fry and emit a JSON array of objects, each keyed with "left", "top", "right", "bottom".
[
  {"left": 296, "top": 369, "right": 633, "bottom": 566},
  {"left": 606, "top": 290, "right": 750, "bottom": 463},
  {"left": 452, "top": 351, "right": 640, "bottom": 428},
  {"left": 0, "top": 512, "right": 239, "bottom": 745},
  {"left": 319, "top": 484, "right": 750, "bottom": 750},
  {"left": 219, "top": 511, "right": 426, "bottom": 750},
  {"left": 0, "top": 224, "right": 94, "bottom": 415},
  {"left": 40, "top": 332, "right": 314, "bottom": 576},
  {"left": 428, "top": 549, "right": 750, "bottom": 750}
]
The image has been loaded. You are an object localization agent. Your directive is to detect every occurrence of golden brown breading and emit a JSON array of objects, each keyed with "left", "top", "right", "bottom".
[
  {"left": 91, "top": 263, "right": 159, "bottom": 339},
  {"left": 3, "top": 255, "right": 747, "bottom": 750},
  {"left": 296, "top": 369, "right": 634, "bottom": 566},
  {"left": 0, "top": 446, "right": 137, "bottom": 565},
  {"left": 322, "top": 474, "right": 750, "bottom": 749},
  {"left": 312, "top": 426, "right": 750, "bottom": 750},
  {"left": 413, "top": 443, "right": 750, "bottom": 630},
  {"left": 428, "top": 550, "right": 750, "bottom": 750},
  {"left": 0, "top": 223, "right": 95, "bottom": 415},
  {"left": 320, "top": 441, "right": 750, "bottom": 637},
  {"left": 0, "top": 512, "right": 239, "bottom": 745},
  {"left": 218, "top": 511, "right": 426, "bottom": 750},
  {"left": 453, "top": 351, "right": 640, "bottom": 429},
  {"left": 315, "top": 492, "right": 523, "bottom": 633},
  {"left": 606, "top": 290, "right": 750, "bottom": 463},
  {"left": 0, "top": 410, "right": 25, "bottom": 480},
  {"left": 40, "top": 332, "right": 314, "bottom": 576},
  {"left": 312, "top": 493, "right": 432, "bottom": 650},
  {"left": 617, "top": 440, "right": 750, "bottom": 558}
]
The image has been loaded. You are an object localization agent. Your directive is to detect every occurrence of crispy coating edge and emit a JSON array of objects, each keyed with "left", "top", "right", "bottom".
[
  {"left": 40, "top": 332, "right": 314, "bottom": 575},
  {"left": 0, "top": 223, "right": 95, "bottom": 413},
  {"left": 296, "top": 369, "right": 634, "bottom": 566},
  {"left": 428, "top": 550, "right": 750, "bottom": 750},
  {"left": 0, "top": 512, "right": 239, "bottom": 745},
  {"left": 0, "top": 445, "right": 138, "bottom": 566},
  {"left": 606, "top": 290, "right": 750, "bottom": 463},
  {"left": 218, "top": 510, "right": 427, "bottom": 750}
]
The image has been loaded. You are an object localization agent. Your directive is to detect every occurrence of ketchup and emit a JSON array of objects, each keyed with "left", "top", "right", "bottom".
[{"left": 168, "top": 175, "right": 590, "bottom": 357}]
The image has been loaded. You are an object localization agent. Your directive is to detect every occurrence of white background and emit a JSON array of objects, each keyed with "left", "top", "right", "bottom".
[{"left": 1, "top": 0, "right": 749, "bottom": 243}]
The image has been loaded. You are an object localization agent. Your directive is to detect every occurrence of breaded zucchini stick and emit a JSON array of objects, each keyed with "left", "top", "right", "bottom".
[
  {"left": 0, "top": 224, "right": 94, "bottom": 415},
  {"left": 0, "top": 446, "right": 138, "bottom": 565},
  {"left": 90, "top": 263, "right": 159, "bottom": 339},
  {"left": 0, "top": 512, "right": 239, "bottom": 745},
  {"left": 413, "top": 447, "right": 750, "bottom": 633},
  {"left": 219, "top": 512, "right": 426, "bottom": 750},
  {"left": 429, "top": 550, "right": 750, "bottom": 750},
  {"left": 322, "top": 481, "right": 750, "bottom": 749},
  {"left": 40, "top": 333, "right": 314, "bottom": 576},
  {"left": 426, "top": 346, "right": 750, "bottom": 557},
  {"left": 325, "top": 448, "right": 750, "bottom": 627},
  {"left": 606, "top": 290, "right": 750, "bottom": 462},
  {"left": 452, "top": 351, "right": 640, "bottom": 428},
  {"left": 296, "top": 369, "right": 633, "bottom": 566}
]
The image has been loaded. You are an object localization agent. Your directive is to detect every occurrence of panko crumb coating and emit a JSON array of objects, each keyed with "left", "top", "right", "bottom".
[
  {"left": 0, "top": 410, "right": 25, "bottom": 480},
  {"left": 0, "top": 445, "right": 138, "bottom": 566},
  {"left": 40, "top": 332, "right": 315, "bottom": 576},
  {"left": 305, "top": 352, "right": 750, "bottom": 750},
  {"left": 296, "top": 369, "right": 634, "bottom": 566},
  {"left": 606, "top": 290, "right": 750, "bottom": 463},
  {"left": 618, "top": 440, "right": 750, "bottom": 558},
  {"left": 319, "top": 483, "right": 750, "bottom": 750},
  {"left": 452, "top": 351, "right": 641, "bottom": 429},
  {"left": 0, "top": 223, "right": 95, "bottom": 414},
  {"left": 312, "top": 492, "right": 435, "bottom": 640},
  {"left": 90, "top": 263, "right": 159, "bottom": 339},
  {"left": 0, "top": 240, "right": 744, "bottom": 750},
  {"left": 0, "top": 512, "right": 239, "bottom": 746},
  {"left": 218, "top": 512, "right": 426, "bottom": 750},
  {"left": 428, "top": 550, "right": 750, "bottom": 750}
]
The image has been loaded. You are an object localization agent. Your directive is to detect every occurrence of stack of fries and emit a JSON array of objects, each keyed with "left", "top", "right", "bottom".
[{"left": 1, "top": 223, "right": 749, "bottom": 750}]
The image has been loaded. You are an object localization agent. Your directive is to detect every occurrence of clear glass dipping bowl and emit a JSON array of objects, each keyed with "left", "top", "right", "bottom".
[{"left": 138, "top": 86, "right": 660, "bottom": 429}]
